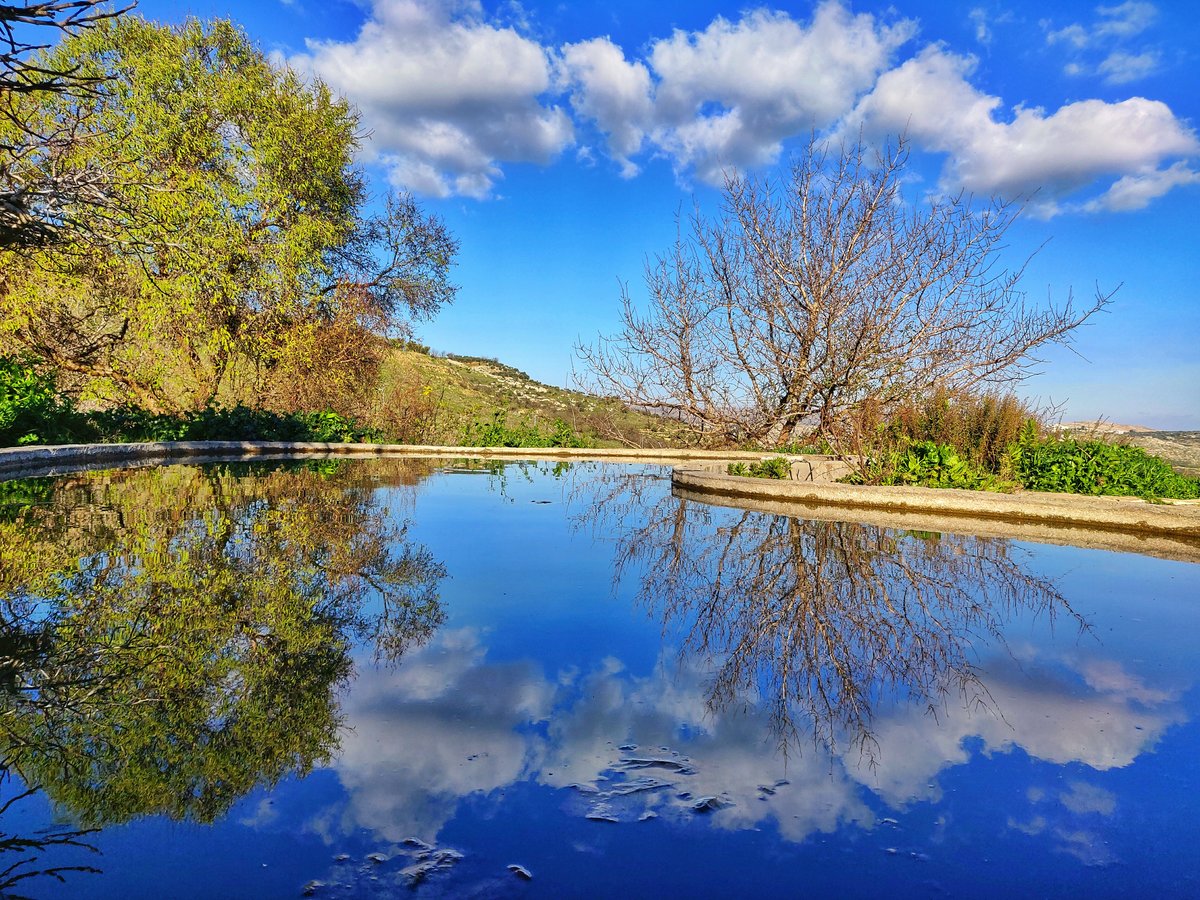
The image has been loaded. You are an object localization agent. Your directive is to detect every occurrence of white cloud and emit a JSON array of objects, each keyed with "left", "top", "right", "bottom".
[
  {"left": 1046, "top": 22, "right": 1091, "bottom": 49},
  {"left": 288, "top": 0, "right": 572, "bottom": 198},
  {"left": 853, "top": 653, "right": 1182, "bottom": 807},
  {"left": 850, "top": 45, "right": 1198, "bottom": 214},
  {"left": 1045, "top": 2, "right": 1162, "bottom": 82},
  {"left": 559, "top": 3, "right": 913, "bottom": 185},
  {"left": 643, "top": 4, "right": 914, "bottom": 184},
  {"left": 318, "top": 624, "right": 1184, "bottom": 853},
  {"left": 283, "top": 0, "right": 1192, "bottom": 211},
  {"left": 331, "top": 628, "right": 554, "bottom": 842},
  {"left": 560, "top": 38, "right": 654, "bottom": 178},
  {"left": 1098, "top": 49, "right": 1161, "bottom": 84},
  {"left": 1095, "top": 1, "right": 1158, "bottom": 40},
  {"left": 1083, "top": 160, "right": 1200, "bottom": 212},
  {"left": 968, "top": 8, "right": 994, "bottom": 45},
  {"left": 1047, "top": 2, "right": 1158, "bottom": 48}
]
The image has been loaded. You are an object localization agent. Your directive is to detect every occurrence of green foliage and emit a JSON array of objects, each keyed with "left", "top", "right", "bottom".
[
  {"left": 86, "top": 404, "right": 380, "bottom": 444},
  {"left": 1, "top": 17, "right": 456, "bottom": 413},
  {"left": 460, "top": 411, "right": 590, "bottom": 448},
  {"left": 0, "top": 360, "right": 382, "bottom": 446},
  {"left": 1009, "top": 427, "right": 1199, "bottom": 499},
  {"left": 850, "top": 441, "right": 1014, "bottom": 491},
  {"left": 727, "top": 457, "right": 792, "bottom": 479},
  {"left": 0, "top": 356, "right": 85, "bottom": 445},
  {"left": 0, "top": 477, "right": 55, "bottom": 524},
  {"left": 0, "top": 463, "right": 447, "bottom": 827}
]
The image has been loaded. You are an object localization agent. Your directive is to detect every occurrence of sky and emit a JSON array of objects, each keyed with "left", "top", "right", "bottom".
[{"left": 133, "top": 0, "right": 1199, "bottom": 428}]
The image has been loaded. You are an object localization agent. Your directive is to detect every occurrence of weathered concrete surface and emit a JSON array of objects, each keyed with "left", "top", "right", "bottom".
[
  {"left": 673, "top": 465, "right": 1200, "bottom": 545},
  {"left": 697, "top": 457, "right": 853, "bottom": 482}
]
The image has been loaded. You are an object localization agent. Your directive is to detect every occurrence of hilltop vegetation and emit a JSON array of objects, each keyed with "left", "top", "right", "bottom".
[{"left": 372, "top": 347, "right": 687, "bottom": 448}]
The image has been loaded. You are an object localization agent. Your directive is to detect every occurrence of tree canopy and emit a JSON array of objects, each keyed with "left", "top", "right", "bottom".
[{"left": 0, "top": 15, "right": 457, "bottom": 413}]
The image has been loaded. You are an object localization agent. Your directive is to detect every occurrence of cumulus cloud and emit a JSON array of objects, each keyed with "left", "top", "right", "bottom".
[
  {"left": 314, "top": 624, "right": 1183, "bottom": 853},
  {"left": 282, "top": 0, "right": 1194, "bottom": 211},
  {"left": 565, "top": 4, "right": 914, "bottom": 184},
  {"left": 288, "top": 0, "right": 572, "bottom": 197},
  {"left": 850, "top": 45, "right": 1198, "bottom": 214},
  {"left": 331, "top": 629, "right": 554, "bottom": 842},
  {"left": 855, "top": 653, "right": 1182, "bottom": 807},
  {"left": 1083, "top": 160, "right": 1200, "bottom": 212},
  {"left": 560, "top": 38, "right": 654, "bottom": 178}
]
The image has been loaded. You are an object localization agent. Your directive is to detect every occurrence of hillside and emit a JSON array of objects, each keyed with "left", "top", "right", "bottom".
[
  {"left": 383, "top": 350, "right": 1200, "bottom": 470},
  {"left": 375, "top": 348, "right": 685, "bottom": 448},
  {"left": 1118, "top": 432, "right": 1200, "bottom": 478}
]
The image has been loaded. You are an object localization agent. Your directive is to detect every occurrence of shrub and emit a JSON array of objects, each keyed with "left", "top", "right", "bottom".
[
  {"left": 0, "top": 357, "right": 84, "bottom": 446},
  {"left": 727, "top": 457, "right": 791, "bottom": 479},
  {"left": 847, "top": 440, "right": 1014, "bottom": 491},
  {"left": 87, "top": 404, "right": 379, "bottom": 444},
  {"left": 460, "top": 411, "right": 589, "bottom": 448},
  {"left": 1009, "top": 425, "right": 1199, "bottom": 499},
  {"left": 887, "top": 387, "right": 1042, "bottom": 472}
]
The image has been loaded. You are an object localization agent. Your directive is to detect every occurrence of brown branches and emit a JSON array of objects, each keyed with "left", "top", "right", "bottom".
[
  {"left": 578, "top": 134, "right": 1115, "bottom": 450},
  {"left": 1, "top": 1, "right": 136, "bottom": 249}
]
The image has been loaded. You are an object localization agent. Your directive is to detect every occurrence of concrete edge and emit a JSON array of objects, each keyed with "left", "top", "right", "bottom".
[
  {"left": 672, "top": 466, "right": 1200, "bottom": 543},
  {"left": 0, "top": 441, "right": 775, "bottom": 481},
  {"left": 672, "top": 485, "right": 1200, "bottom": 564}
]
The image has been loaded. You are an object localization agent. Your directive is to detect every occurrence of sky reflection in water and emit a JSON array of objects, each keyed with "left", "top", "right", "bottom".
[{"left": 0, "top": 459, "right": 1197, "bottom": 897}]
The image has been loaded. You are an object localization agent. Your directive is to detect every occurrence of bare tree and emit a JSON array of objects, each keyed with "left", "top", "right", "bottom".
[
  {"left": 578, "top": 135, "right": 1114, "bottom": 449},
  {"left": 0, "top": 1, "right": 134, "bottom": 248}
]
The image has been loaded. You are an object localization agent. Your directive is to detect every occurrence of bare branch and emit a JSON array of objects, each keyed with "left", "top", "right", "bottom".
[
  {"left": 577, "top": 133, "right": 1114, "bottom": 450},
  {"left": 0, "top": 1, "right": 138, "bottom": 249}
]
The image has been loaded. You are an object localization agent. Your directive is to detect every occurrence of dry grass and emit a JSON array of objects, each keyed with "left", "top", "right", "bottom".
[{"left": 885, "top": 387, "right": 1044, "bottom": 471}]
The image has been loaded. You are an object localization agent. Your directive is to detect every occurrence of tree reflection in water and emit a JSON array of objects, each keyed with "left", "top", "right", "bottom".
[
  {"left": 577, "top": 467, "right": 1090, "bottom": 762},
  {"left": 0, "top": 461, "right": 447, "bottom": 892}
]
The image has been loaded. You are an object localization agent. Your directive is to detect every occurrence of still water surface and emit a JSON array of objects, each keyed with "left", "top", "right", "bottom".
[{"left": 0, "top": 459, "right": 1197, "bottom": 897}]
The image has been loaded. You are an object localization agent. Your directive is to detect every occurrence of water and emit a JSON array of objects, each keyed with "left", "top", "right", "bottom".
[{"left": 0, "top": 459, "right": 1197, "bottom": 898}]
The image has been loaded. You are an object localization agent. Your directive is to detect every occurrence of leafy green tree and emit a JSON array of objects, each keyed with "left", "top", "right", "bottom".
[{"left": 0, "top": 17, "right": 456, "bottom": 413}]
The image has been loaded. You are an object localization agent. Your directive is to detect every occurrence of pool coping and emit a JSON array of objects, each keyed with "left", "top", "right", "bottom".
[
  {"left": 0, "top": 440, "right": 776, "bottom": 480},
  {"left": 3, "top": 442, "right": 1198, "bottom": 560}
]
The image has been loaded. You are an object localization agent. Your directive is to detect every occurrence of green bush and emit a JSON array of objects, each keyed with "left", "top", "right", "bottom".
[
  {"left": 460, "top": 411, "right": 589, "bottom": 448},
  {"left": 0, "top": 357, "right": 85, "bottom": 446},
  {"left": 849, "top": 441, "right": 1014, "bottom": 491},
  {"left": 727, "top": 456, "right": 791, "bottom": 479},
  {"left": 886, "top": 388, "right": 1041, "bottom": 472},
  {"left": 31, "top": 399, "right": 380, "bottom": 447},
  {"left": 1009, "top": 426, "right": 1199, "bottom": 499}
]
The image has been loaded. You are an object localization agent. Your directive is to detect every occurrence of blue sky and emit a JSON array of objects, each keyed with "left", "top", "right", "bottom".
[{"left": 136, "top": 0, "right": 1198, "bottom": 427}]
